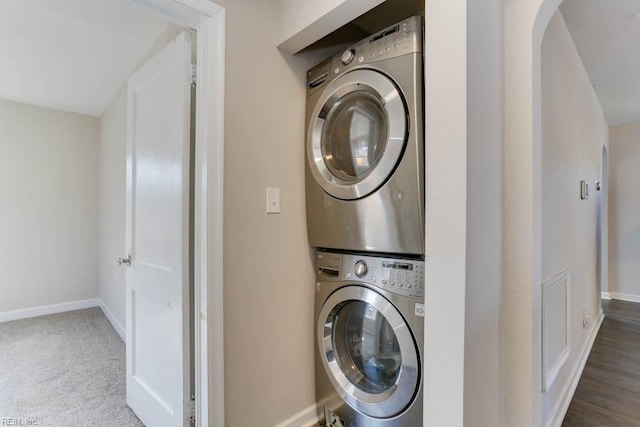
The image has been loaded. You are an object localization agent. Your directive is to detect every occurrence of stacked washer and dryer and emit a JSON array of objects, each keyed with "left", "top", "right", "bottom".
[{"left": 305, "top": 16, "right": 425, "bottom": 427}]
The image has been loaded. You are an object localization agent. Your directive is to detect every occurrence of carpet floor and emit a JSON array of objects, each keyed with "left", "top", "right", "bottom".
[{"left": 0, "top": 307, "right": 144, "bottom": 426}]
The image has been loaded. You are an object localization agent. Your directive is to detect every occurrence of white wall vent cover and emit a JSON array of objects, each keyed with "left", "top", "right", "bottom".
[{"left": 542, "top": 270, "right": 570, "bottom": 392}]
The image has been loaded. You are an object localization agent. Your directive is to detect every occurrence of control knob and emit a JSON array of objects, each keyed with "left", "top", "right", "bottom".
[
  {"left": 341, "top": 49, "right": 356, "bottom": 65},
  {"left": 354, "top": 260, "right": 368, "bottom": 278}
]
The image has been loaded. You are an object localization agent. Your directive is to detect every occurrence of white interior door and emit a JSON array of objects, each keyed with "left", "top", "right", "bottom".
[{"left": 125, "top": 31, "right": 193, "bottom": 427}]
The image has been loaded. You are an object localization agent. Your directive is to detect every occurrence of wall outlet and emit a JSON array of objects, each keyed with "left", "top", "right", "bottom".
[{"left": 582, "top": 307, "right": 591, "bottom": 330}]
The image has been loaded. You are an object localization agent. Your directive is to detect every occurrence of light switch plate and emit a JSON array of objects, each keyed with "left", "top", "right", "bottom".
[
  {"left": 266, "top": 187, "right": 280, "bottom": 214},
  {"left": 580, "top": 180, "right": 589, "bottom": 200}
]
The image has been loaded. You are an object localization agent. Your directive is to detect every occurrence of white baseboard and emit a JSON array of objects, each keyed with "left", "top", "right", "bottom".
[
  {"left": 546, "top": 310, "right": 604, "bottom": 427},
  {"left": 0, "top": 298, "right": 101, "bottom": 323},
  {"left": 601, "top": 292, "right": 611, "bottom": 300},
  {"left": 275, "top": 402, "right": 319, "bottom": 427},
  {"left": 0, "top": 297, "right": 126, "bottom": 342},
  {"left": 99, "top": 300, "right": 125, "bottom": 341},
  {"left": 275, "top": 394, "right": 343, "bottom": 427},
  {"left": 605, "top": 292, "right": 640, "bottom": 303}
]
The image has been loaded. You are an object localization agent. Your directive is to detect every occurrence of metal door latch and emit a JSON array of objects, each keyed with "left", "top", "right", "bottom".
[
  {"left": 116, "top": 255, "right": 132, "bottom": 266},
  {"left": 188, "top": 393, "right": 196, "bottom": 424}
]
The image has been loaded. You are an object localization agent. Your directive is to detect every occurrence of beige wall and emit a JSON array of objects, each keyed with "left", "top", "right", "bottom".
[
  {"left": 0, "top": 99, "right": 99, "bottom": 313},
  {"left": 215, "top": 0, "right": 329, "bottom": 425},
  {"left": 609, "top": 122, "right": 640, "bottom": 299},
  {"left": 540, "top": 11, "right": 608, "bottom": 425}
]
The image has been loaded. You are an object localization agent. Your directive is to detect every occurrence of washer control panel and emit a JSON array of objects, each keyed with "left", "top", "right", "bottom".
[{"left": 317, "top": 251, "right": 424, "bottom": 299}]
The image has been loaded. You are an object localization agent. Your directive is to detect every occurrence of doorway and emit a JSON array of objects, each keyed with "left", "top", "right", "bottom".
[
  {"left": 121, "top": 1, "right": 226, "bottom": 425},
  {"left": 597, "top": 145, "right": 608, "bottom": 308},
  {"left": 0, "top": 0, "right": 225, "bottom": 425}
]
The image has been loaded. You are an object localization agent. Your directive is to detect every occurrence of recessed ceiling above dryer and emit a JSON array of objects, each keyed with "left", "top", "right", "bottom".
[{"left": 299, "top": 0, "right": 424, "bottom": 54}]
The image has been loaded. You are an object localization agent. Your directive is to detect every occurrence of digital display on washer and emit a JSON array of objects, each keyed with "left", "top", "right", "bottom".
[
  {"left": 369, "top": 25, "right": 400, "bottom": 43},
  {"left": 382, "top": 261, "right": 413, "bottom": 271}
]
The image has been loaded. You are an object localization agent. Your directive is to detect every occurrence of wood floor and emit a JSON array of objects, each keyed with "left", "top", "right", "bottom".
[{"left": 563, "top": 299, "right": 640, "bottom": 426}]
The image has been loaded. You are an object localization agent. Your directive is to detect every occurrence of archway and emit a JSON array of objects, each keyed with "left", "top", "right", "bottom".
[{"left": 503, "top": 0, "right": 562, "bottom": 425}]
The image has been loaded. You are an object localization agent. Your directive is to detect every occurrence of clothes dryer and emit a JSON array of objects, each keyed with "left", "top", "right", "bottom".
[
  {"left": 314, "top": 251, "right": 424, "bottom": 426},
  {"left": 306, "top": 16, "right": 424, "bottom": 256}
]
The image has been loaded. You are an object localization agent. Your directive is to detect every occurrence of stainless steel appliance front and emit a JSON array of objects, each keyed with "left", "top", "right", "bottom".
[
  {"left": 305, "top": 16, "right": 424, "bottom": 256},
  {"left": 315, "top": 251, "right": 424, "bottom": 426}
]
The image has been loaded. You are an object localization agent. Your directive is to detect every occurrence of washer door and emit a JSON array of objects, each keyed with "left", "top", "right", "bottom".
[
  {"left": 318, "top": 286, "right": 420, "bottom": 418},
  {"left": 307, "top": 69, "right": 407, "bottom": 200}
]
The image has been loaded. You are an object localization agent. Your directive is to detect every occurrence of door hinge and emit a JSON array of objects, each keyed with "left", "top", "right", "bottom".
[
  {"left": 190, "top": 63, "right": 197, "bottom": 87},
  {"left": 188, "top": 393, "right": 196, "bottom": 424}
]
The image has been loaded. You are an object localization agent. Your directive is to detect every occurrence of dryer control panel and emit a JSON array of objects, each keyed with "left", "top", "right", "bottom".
[
  {"left": 339, "top": 15, "right": 423, "bottom": 66},
  {"left": 306, "top": 15, "right": 423, "bottom": 98},
  {"left": 317, "top": 251, "right": 424, "bottom": 299}
]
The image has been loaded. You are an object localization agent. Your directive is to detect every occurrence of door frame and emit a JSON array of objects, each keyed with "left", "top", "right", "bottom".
[
  {"left": 130, "top": 1, "right": 225, "bottom": 426},
  {"left": 598, "top": 145, "right": 609, "bottom": 305}
]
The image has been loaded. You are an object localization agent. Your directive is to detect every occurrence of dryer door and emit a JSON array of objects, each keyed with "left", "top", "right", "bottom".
[
  {"left": 318, "top": 286, "right": 420, "bottom": 418},
  {"left": 307, "top": 69, "right": 407, "bottom": 200}
]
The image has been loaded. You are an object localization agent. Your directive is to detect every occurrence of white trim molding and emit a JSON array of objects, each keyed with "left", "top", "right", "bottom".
[
  {"left": 604, "top": 292, "right": 640, "bottom": 303},
  {"left": 545, "top": 310, "right": 604, "bottom": 427},
  {"left": 100, "top": 300, "right": 126, "bottom": 341},
  {"left": 130, "top": 2, "right": 225, "bottom": 426},
  {"left": 542, "top": 270, "right": 570, "bottom": 393},
  {"left": 601, "top": 292, "right": 611, "bottom": 300},
  {"left": 275, "top": 394, "right": 343, "bottom": 427},
  {"left": 274, "top": 403, "right": 320, "bottom": 427},
  {"left": 0, "top": 298, "right": 101, "bottom": 323}
]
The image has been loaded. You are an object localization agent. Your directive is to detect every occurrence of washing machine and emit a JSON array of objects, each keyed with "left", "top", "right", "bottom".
[
  {"left": 314, "top": 251, "right": 424, "bottom": 426},
  {"left": 305, "top": 16, "right": 424, "bottom": 256}
]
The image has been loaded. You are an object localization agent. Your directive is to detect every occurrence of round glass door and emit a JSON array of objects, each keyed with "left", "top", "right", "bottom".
[
  {"left": 321, "top": 91, "right": 389, "bottom": 183},
  {"left": 318, "top": 286, "right": 420, "bottom": 418},
  {"left": 332, "top": 300, "right": 401, "bottom": 394},
  {"left": 308, "top": 70, "right": 407, "bottom": 200}
]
